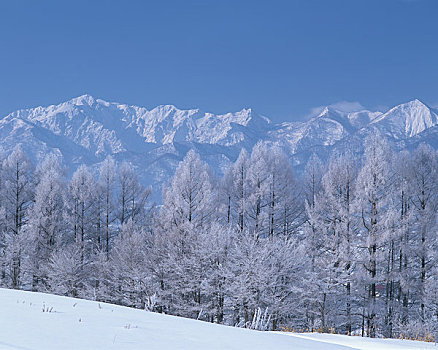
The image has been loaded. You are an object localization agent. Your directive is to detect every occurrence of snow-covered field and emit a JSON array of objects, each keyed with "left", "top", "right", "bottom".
[
  {"left": 282, "top": 333, "right": 438, "bottom": 350},
  {"left": 0, "top": 288, "right": 435, "bottom": 350}
]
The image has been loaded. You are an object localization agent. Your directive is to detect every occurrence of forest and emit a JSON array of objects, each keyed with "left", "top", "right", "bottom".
[{"left": 1, "top": 131, "right": 438, "bottom": 340}]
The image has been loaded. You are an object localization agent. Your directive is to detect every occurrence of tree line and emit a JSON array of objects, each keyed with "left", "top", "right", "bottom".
[{"left": 1, "top": 132, "right": 438, "bottom": 339}]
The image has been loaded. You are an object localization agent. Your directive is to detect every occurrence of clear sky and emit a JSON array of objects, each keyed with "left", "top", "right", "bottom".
[{"left": 0, "top": 0, "right": 437, "bottom": 121}]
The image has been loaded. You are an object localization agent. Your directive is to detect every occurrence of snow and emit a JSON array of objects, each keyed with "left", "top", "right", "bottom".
[
  {"left": 0, "top": 288, "right": 435, "bottom": 350},
  {"left": 0, "top": 95, "right": 437, "bottom": 201},
  {"left": 0, "top": 288, "right": 348, "bottom": 350},
  {"left": 371, "top": 99, "right": 438, "bottom": 138},
  {"left": 283, "top": 333, "right": 438, "bottom": 350}
]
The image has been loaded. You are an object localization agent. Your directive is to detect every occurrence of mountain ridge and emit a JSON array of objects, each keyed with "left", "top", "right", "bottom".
[{"left": 1, "top": 95, "right": 437, "bottom": 198}]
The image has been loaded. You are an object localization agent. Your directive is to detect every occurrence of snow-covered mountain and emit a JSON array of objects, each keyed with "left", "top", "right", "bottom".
[
  {"left": 371, "top": 99, "right": 438, "bottom": 139},
  {"left": 0, "top": 95, "right": 271, "bottom": 195},
  {"left": 268, "top": 107, "right": 382, "bottom": 156},
  {"left": 1, "top": 95, "right": 437, "bottom": 198}
]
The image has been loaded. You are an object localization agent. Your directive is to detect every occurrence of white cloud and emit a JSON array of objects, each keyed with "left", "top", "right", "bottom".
[{"left": 327, "top": 101, "right": 365, "bottom": 112}]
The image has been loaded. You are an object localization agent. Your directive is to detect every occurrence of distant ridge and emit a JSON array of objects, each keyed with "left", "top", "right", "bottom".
[{"left": 0, "top": 95, "right": 437, "bottom": 199}]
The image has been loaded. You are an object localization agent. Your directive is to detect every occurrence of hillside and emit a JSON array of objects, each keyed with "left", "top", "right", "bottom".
[
  {"left": 0, "top": 288, "right": 435, "bottom": 350},
  {"left": 0, "top": 288, "right": 345, "bottom": 350}
]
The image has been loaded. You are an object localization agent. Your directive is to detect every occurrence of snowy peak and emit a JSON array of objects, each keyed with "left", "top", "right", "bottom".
[
  {"left": 0, "top": 95, "right": 273, "bottom": 161},
  {"left": 371, "top": 99, "right": 438, "bottom": 138},
  {"left": 313, "top": 105, "right": 382, "bottom": 130},
  {"left": 68, "top": 94, "right": 97, "bottom": 106},
  {"left": 269, "top": 106, "right": 380, "bottom": 154},
  {"left": 2, "top": 95, "right": 438, "bottom": 197}
]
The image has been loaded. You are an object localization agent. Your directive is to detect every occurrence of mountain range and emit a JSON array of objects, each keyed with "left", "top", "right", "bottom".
[{"left": 2, "top": 95, "right": 438, "bottom": 199}]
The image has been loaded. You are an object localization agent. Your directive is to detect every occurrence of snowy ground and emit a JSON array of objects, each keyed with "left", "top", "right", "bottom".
[
  {"left": 0, "top": 288, "right": 436, "bottom": 350},
  {"left": 282, "top": 333, "right": 438, "bottom": 350}
]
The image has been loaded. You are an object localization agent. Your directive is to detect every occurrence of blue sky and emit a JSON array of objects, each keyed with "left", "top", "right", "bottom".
[{"left": 0, "top": 0, "right": 437, "bottom": 121}]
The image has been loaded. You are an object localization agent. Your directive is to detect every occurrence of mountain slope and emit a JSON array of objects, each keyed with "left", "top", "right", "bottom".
[
  {"left": 0, "top": 95, "right": 437, "bottom": 197},
  {"left": 371, "top": 99, "right": 438, "bottom": 139},
  {"left": 0, "top": 288, "right": 434, "bottom": 349},
  {"left": 268, "top": 107, "right": 381, "bottom": 156},
  {"left": 0, "top": 95, "right": 272, "bottom": 196},
  {"left": 0, "top": 288, "right": 350, "bottom": 350}
]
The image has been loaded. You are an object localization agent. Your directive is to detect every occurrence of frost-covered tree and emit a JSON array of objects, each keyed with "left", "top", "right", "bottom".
[
  {"left": 354, "top": 132, "right": 392, "bottom": 337},
  {"left": 2, "top": 146, "right": 34, "bottom": 288},
  {"left": 303, "top": 153, "right": 324, "bottom": 208},
  {"left": 302, "top": 152, "right": 325, "bottom": 275},
  {"left": 67, "top": 165, "right": 96, "bottom": 262},
  {"left": 408, "top": 144, "right": 438, "bottom": 323},
  {"left": 200, "top": 222, "right": 233, "bottom": 323},
  {"left": 226, "top": 229, "right": 305, "bottom": 330},
  {"left": 46, "top": 244, "right": 87, "bottom": 297},
  {"left": 222, "top": 149, "right": 251, "bottom": 231},
  {"left": 97, "top": 156, "right": 117, "bottom": 257},
  {"left": 117, "top": 161, "right": 152, "bottom": 226},
  {"left": 223, "top": 145, "right": 301, "bottom": 237},
  {"left": 226, "top": 230, "right": 268, "bottom": 326},
  {"left": 261, "top": 235, "right": 306, "bottom": 330},
  {"left": 159, "top": 150, "right": 214, "bottom": 231},
  {"left": 155, "top": 150, "right": 215, "bottom": 316},
  {"left": 109, "top": 220, "right": 155, "bottom": 309},
  {"left": 301, "top": 152, "right": 325, "bottom": 331},
  {"left": 379, "top": 150, "right": 414, "bottom": 336},
  {"left": 25, "top": 154, "right": 66, "bottom": 291},
  {"left": 265, "top": 145, "right": 303, "bottom": 237},
  {"left": 247, "top": 142, "right": 271, "bottom": 236},
  {"left": 4, "top": 140, "right": 438, "bottom": 336},
  {"left": 305, "top": 151, "right": 358, "bottom": 333}
]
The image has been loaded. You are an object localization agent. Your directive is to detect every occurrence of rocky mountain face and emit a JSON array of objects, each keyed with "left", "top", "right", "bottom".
[{"left": 1, "top": 95, "right": 437, "bottom": 199}]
